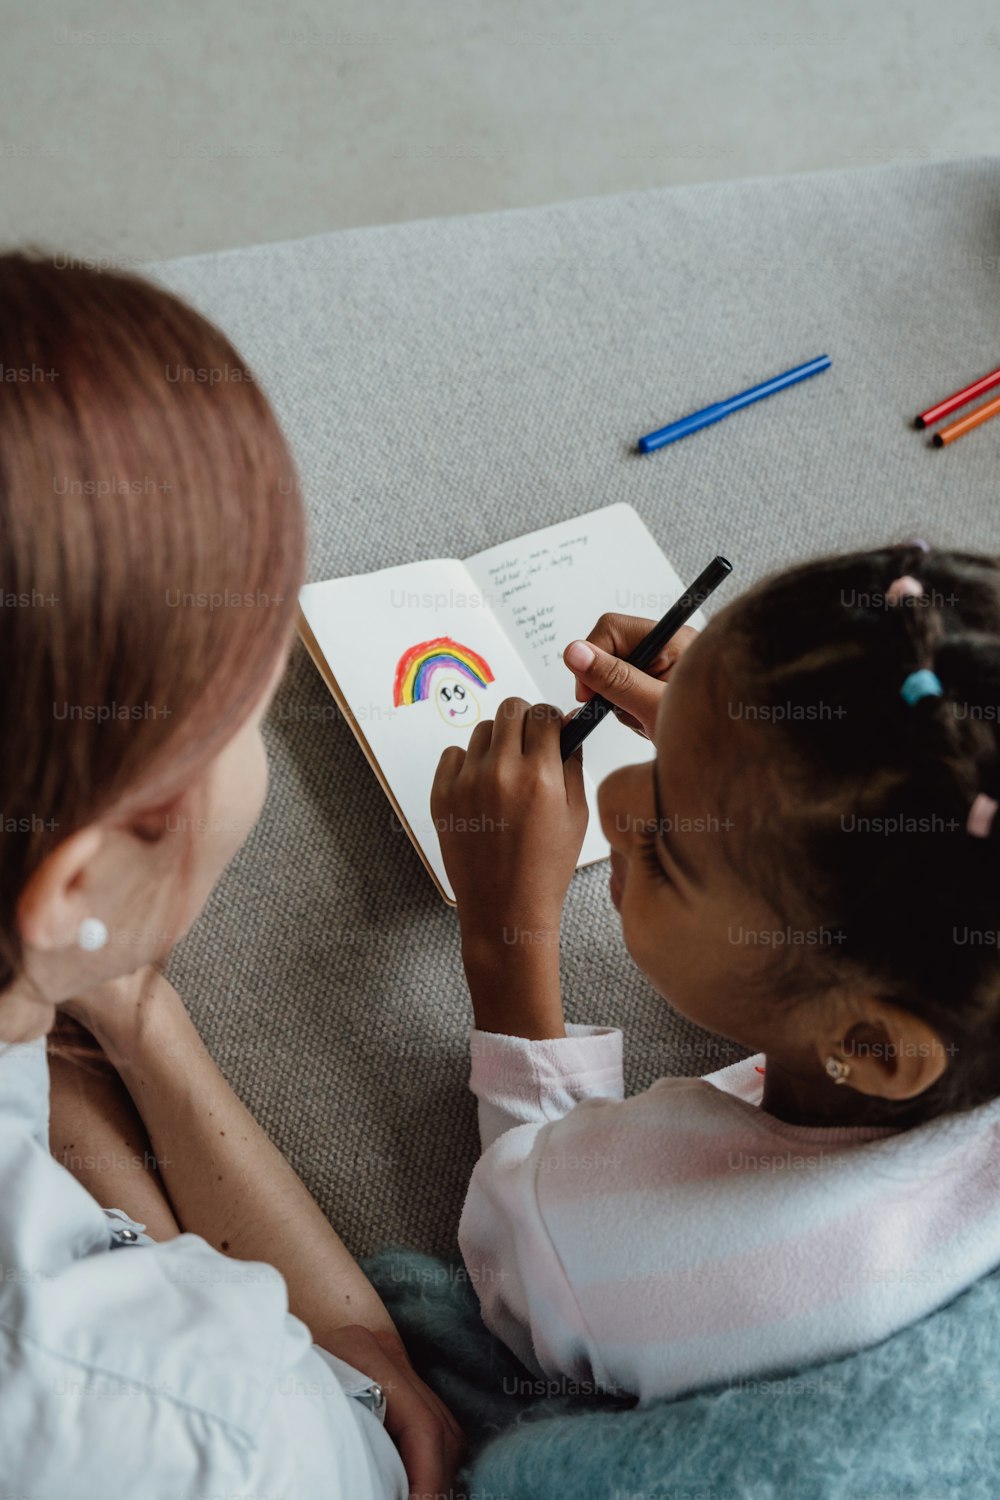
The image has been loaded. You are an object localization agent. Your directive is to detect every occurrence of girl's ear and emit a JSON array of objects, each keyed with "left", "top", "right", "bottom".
[
  {"left": 15, "top": 825, "right": 106, "bottom": 952},
  {"left": 820, "top": 1001, "right": 950, "bottom": 1102}
]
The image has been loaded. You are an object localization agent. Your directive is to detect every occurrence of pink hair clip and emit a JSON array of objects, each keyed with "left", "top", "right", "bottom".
[
  {"left": 967, "top": 793, "right": 999, "bottom": 839},
  {"left": 886, "top": 575, "right": 924, "bottom": 605}
]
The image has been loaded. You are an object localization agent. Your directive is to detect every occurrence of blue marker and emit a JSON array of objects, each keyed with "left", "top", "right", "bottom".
[{"left": 637, "top": 354, "right": 831, "bottom": 453}]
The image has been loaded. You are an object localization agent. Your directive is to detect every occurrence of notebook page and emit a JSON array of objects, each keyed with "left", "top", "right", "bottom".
[
  {"left": 298, "top": 557, "right": 608, "bottom": 901},
  {"left": 464, "top": 503, "right": 708, "bottom": 788}
]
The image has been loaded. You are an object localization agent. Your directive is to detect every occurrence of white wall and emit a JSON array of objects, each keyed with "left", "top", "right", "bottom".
[{"left": 0, "top": 0, "right": 997, "bottom": 260}]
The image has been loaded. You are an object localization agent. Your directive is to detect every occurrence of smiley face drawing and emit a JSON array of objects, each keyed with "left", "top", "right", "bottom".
[{"left": 435, "top": 675, "right": 481, "bottom": 727}]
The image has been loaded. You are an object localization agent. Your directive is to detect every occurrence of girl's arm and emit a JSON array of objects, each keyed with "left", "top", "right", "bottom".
[
  {"left": 431, "top": 698, "right": 589, "bottom": 1040},
  {"left": 433, "top": 623, "right": 695, "bottom": 1041}
]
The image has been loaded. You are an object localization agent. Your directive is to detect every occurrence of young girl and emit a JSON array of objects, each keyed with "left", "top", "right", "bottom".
[
  {"left": 432, "top": 547, "right": 1000, "bottom": 1402},
  {"left": 0, "top": 252, "right": 462, "bottom": 1498}
]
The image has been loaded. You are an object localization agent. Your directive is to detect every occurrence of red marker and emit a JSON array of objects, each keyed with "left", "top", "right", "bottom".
[{"left": 914, "top": 365, "right": 1000, "bottom": 429}]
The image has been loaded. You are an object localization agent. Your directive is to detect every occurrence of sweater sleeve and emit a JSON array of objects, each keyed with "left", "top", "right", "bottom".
[
  {"left": 468, "top": 1022, "right": 625, "bottom": 1149},
  {"left": 458, "top": 1023, "right": 626, "bottom": 1388}
]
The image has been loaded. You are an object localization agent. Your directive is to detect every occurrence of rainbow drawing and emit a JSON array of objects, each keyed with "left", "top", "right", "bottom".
[{"left": 393, "top": 636, "right": 495, "bottom": 707}]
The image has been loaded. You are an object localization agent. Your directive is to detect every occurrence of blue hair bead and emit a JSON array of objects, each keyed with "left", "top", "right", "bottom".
[{"left": 900, "top": 668, "right": 943, "bottom": 706}]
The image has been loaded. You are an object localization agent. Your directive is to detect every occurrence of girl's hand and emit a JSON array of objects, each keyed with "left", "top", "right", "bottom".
[
  {"left": 321, "top": 1325, "right": 466, "bottom": 1500},
  {"left": 563, "top": 616, "right": 701, "bottom": 741},
  {"left": 431, "top": 698, "right": 588, "bottom": 942}
]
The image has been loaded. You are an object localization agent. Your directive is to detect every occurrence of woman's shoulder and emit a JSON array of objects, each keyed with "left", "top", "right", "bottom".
[
  {"left": 0, "top": 1031, "right": 50, "bottom": 1147},
  {"left": 0, "top": 1252, "right": 397, "bottom": 1498},
  {"left": 0, "top": 1139, "right": 355, "bottom": 1493},
  {"left": 0, "top": 1113, "right": 398, "bottom": 1497},
  {"left": 0, "top": 1062, "right": 298, "bottom": 1444}
]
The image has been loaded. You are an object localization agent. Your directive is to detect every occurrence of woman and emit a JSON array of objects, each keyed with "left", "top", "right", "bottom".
[{"left": 0, "top": 250, "right": 464, "bottom": 1498}]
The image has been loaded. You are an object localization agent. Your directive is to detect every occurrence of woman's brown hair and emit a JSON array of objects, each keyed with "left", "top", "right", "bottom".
[{"left": 0, "top": 249, "right": 306, "bottom": 995}]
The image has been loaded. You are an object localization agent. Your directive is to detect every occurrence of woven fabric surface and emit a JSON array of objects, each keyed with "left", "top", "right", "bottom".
[{"left": 146, "top": 157, "right": 1000, "bottom": 1256}]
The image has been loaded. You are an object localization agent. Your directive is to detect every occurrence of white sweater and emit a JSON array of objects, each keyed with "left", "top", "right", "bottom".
[{"left": 458, "top": 1023, "right": 1000, "bottom": 1403}]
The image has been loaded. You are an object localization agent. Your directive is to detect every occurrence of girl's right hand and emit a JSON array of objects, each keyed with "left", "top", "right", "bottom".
[{"left": 562, "top": 615, "right": 701, "bottom": 741}]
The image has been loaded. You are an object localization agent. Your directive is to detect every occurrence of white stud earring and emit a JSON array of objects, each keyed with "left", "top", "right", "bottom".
[
  {"left": 825, "top": 1054, "right": 851, "bottom": 1085},
  {"left": 77, "top": 917, "right": 108, "bottom": 952}
]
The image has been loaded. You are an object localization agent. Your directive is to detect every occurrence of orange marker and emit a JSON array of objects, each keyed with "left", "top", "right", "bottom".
[{"left": 932, "top": 391, "right": 1000, "bottom": 447}]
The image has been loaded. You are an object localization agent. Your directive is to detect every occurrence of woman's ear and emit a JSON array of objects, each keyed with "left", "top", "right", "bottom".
[
  {"left": 16, "top": 825, "right": 107, "bottom": 952},
  {"left": 819, "top": 999, "right": 951, "bottom": 1101}
]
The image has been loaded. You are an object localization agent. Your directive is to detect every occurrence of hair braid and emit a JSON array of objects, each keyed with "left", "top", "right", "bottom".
[{"left": 710, "top": 541, "right": 1000, "bottom": 1122}]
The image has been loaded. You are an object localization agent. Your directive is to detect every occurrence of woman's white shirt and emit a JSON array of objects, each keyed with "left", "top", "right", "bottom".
[{"left": 0, "top": 1032, "right": 407, "bottom": 1500}]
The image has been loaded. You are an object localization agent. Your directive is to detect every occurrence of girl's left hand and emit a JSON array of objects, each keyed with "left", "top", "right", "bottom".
[{"left": 431, "top": 697, "right": 588, "bottom": 940}]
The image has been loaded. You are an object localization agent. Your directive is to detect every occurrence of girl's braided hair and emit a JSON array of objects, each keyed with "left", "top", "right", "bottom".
[{"left": 710, "top": 539, "right": 1000, "bottom": 1124}]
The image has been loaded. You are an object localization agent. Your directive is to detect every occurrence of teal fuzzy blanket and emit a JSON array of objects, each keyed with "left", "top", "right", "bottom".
[{"left": 364, "top": 1249, "right": 1000, "bottom": 1499}]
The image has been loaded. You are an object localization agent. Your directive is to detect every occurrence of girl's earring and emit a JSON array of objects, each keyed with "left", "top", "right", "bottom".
[
  {"left": 77, "top": 917, "right": 108, "bottom": 952},
  {"left": 825, "top": 1054, "right": 851, "bottom": 1085}
]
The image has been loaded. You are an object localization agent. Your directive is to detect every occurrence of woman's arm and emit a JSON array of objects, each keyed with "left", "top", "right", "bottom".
[
  {"left": 64, "top": 968, "right": 398, "bottom": 1344},
  {"left": 47, "top": 1012, "right": 182, "bottom": 1241},
  {"left": 59, "top": 973, "right": 465, "bottom": 1495}
]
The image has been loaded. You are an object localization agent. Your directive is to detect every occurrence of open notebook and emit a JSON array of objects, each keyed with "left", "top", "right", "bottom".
[{"left": 297, "top": 503, "right": 707, "bottom": 903}]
